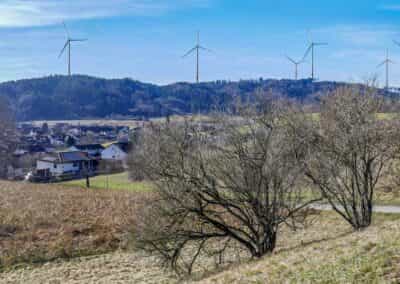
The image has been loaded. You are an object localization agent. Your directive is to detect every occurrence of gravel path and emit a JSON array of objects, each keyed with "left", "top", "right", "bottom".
[
  {"left": 311, "top": 204, "right": 400, "bottom": 214},
  {"left": 0, "top": 252, "right": 178, "bottom": 284}
]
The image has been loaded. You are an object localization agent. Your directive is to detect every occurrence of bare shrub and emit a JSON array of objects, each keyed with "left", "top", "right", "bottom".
[
  {"left": 290, "top": 86, "right": 400, "bottom": 230},
  {"left": 0, "top": 97, "right": 17, "bottom": 178},
  {"left": 130, "top": 100, "right": 320, "bottom": 274}
]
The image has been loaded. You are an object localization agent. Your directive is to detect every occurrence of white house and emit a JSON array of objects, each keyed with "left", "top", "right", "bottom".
[
  {"left": 101, "top": 142, "right": 130, "bottom": 161},
  {"left": 49, "top": 136, "right": 65, "bottom": 147},
  {"left": 36, "top": 151, "right": 93, "bottom": 176}
]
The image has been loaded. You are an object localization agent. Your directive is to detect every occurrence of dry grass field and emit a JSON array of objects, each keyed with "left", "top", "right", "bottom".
[
  {"left": 203, "top": 213, "right": 400, "bottom": 283},
  {"left": 1, "top": 180, "right": 400, "bottom": 283},
  {"left": 0, "top": 180, "right": 151, "bottom": 272},
  {"left": 27, "top": 120, "right": 145, "bottom": 128},
  {"left": 27, "top": 115, "right": 212, "bottom": 129},
  {"left": 1, "top": 211, "right": 400, "bottom": 283}
]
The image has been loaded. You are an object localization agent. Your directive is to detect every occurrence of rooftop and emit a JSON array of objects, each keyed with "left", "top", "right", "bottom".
[
  {"left": 73, "top": 144, "right": 105, "bottom": 151},
  {"left": 39, "top": 151, "right": 90, "bottom": 163}
]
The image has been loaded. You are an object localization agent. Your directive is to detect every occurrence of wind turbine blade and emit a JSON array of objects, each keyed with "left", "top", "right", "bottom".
[
  {"left": 377, "top": 61, "right": 386, "bottom": 68},
  {"left": 182, "top": 47, "right": 197, "bottom": 58},
  {"left": 62, "top": 21, "right": 70, "bottom": 38},
  {"left": 285, "top": 55, "right": 296, "bottom": 64},
  {"left": 70, "top": 38, "right": 88, "bottom": 42},
  {"left": 58, "top": 41, "right": 69, "bottom": 58},
  {"left": 302, "top": 45, "right": 312, "bottom": 61},
  {"left": 314, "top": 42, "right": 328, "bottom": 46},
  {"left": 199, "top": 45, "right": 212, "bottom": 52},
  {"left": 394, "top": 40, "right": 400, "bottom": 47}
]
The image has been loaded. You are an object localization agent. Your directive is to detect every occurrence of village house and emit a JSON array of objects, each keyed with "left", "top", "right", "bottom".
[
  {"left": 69, "top": 144, "right": 105, "bottom": 158},
  {"left": 36, "top": 151, "right": 95, "bottom": 177},
  {"left": 101, "top": 142, "right": 131, "bottom": 161}
]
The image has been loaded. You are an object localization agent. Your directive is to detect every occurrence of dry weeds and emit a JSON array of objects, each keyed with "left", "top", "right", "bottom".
[
  {"left": 202, "top": 214, "right": 400, "bottom": 283},
  {"left": 0, "top": 180, "right": 151, "bottom": 271},
  {"left": 1, "top": 181, "right": 400, "bottom": 283},
  {"left": 2, "top": 213, "right": 400, "bottom": 283},
  {"left": 1, "top": 252, "right": 177, "bottom": 284}
]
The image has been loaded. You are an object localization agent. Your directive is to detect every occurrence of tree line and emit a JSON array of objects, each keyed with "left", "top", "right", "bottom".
[{"left": 0, "top": 75, "right": 352, "bottom": 121}]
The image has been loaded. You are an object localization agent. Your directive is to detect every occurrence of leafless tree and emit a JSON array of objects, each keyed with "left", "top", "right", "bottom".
[
  {"left": 0, "top": 97, "right": 16, "bottom": 178},
  {"left": 130, "top": 100, "right": 320, "bottom": 274},
  {"left": 289, "top": 86, "right": 400, "bottom": 230}
]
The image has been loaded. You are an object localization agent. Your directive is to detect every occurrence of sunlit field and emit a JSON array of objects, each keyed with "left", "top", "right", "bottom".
[
  {"left": 1, "top": 181, "right": 399, "bottom": 284},
  {"left": 0, "top": 180, "right": 152, "bottom": 272},
  {"left": 61, "top": 172, "right": 153, "bottom": 192}
]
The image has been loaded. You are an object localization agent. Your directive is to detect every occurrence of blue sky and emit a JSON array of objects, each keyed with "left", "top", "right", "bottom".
[{"left": 1, "top": 0, "right": 400, "bottom": 86}]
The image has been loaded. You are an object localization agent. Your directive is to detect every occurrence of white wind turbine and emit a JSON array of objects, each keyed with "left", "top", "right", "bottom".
[
  {"left": 58, "top": 22, "right": 87, "bottom": 76},
  {"left": 182, "top": 31, "right": 212, "bottom": 83}
]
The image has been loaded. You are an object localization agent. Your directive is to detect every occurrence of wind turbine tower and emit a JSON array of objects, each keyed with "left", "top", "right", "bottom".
[
  {"left": 303, "top": 40, "right": 327, "bottom": 81},
  {"left": 285, "top": 56, "right": 304, "bottom": 80},
  {"left": 377, "top": 49, "right": 394, "bottom": 90},
  {"left": 58, "top": 22, "right": 87, "bottom": 76},
  {"left": 182, "top": 31, "right": 212, "bottom": 83}
]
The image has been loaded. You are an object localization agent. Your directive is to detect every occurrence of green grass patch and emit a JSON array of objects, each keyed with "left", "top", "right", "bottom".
[
  {"left": 61, "top": 172, "right": 153, "bottom": 192},
  {"left": 311, "top": 112, "right": 398, "bottom": 121},
  {"left": 300, "top": 186, "right": 400, "bottom": 207},
  {"left": 373, "top": 212, "right": 400, "bottom": 222},
  {"left": 375, "top": 189, "right": 400, "bottom": 206},
  {"left": 287, "top": 239, "right": 400, "bottom": 283},
  {"left": 377, "top": 113, "right": 398, "bottom": 120}
]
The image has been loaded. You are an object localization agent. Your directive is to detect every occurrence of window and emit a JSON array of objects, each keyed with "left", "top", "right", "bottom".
[{"left": 53, "top": 164, "right": 57, "bottom": 169}]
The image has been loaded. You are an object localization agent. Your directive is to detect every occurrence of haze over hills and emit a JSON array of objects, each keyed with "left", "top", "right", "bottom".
[{"left": 0, "top": 75, "right": 356, "bottom": 121}]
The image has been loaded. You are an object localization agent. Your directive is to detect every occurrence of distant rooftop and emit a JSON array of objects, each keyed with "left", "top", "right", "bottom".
[
  {"left": 72, "top": 144, "right": 105, "bottom": 150},
  {"left": 110, "top": 142, "right": 132, "bottom": 153},
  {"left": 40, "top": 151, "right": 90, "bottom": 163}
]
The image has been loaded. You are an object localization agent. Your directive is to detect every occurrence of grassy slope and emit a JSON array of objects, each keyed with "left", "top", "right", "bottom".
[
  {"left": 61, "top": 172, "right": 153, "bottom": 192},
  {"left": 375, "top": 190, "right": 400, "bottom": 206},
  {"left": 2, "top": 213, "right": 400, "bottom": 283},
  {"left": 2, "top": 180, "right": 400, "bottom": 283},
  {"left": 202, "top": 213, "right": 400, "bottom": 284}
]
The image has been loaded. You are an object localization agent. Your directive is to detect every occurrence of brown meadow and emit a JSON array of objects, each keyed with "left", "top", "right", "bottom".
[{"left": 0, "top": 181, "right": 151, "bottom": 271}]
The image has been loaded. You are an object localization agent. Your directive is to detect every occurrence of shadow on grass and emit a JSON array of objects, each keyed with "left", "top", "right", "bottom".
[
  {"left": 276, "top": 230, "right": 354, "bottom": 255},
  {"left": 187, "top": 226, "right": 356, "bottom": 282}
]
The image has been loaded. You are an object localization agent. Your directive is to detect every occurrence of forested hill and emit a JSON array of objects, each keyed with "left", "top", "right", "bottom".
[{"left": 0, "top": 75, "right": 348, "bottom": 121}]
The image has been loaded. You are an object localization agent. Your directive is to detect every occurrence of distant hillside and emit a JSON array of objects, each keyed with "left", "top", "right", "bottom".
[{"left": 0, "top": 75, "right": 350, "bottom": 121}]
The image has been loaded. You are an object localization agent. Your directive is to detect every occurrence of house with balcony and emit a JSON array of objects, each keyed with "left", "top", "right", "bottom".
[{"left": 36, "top": 151, "right": 95, "bottom": 178}]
